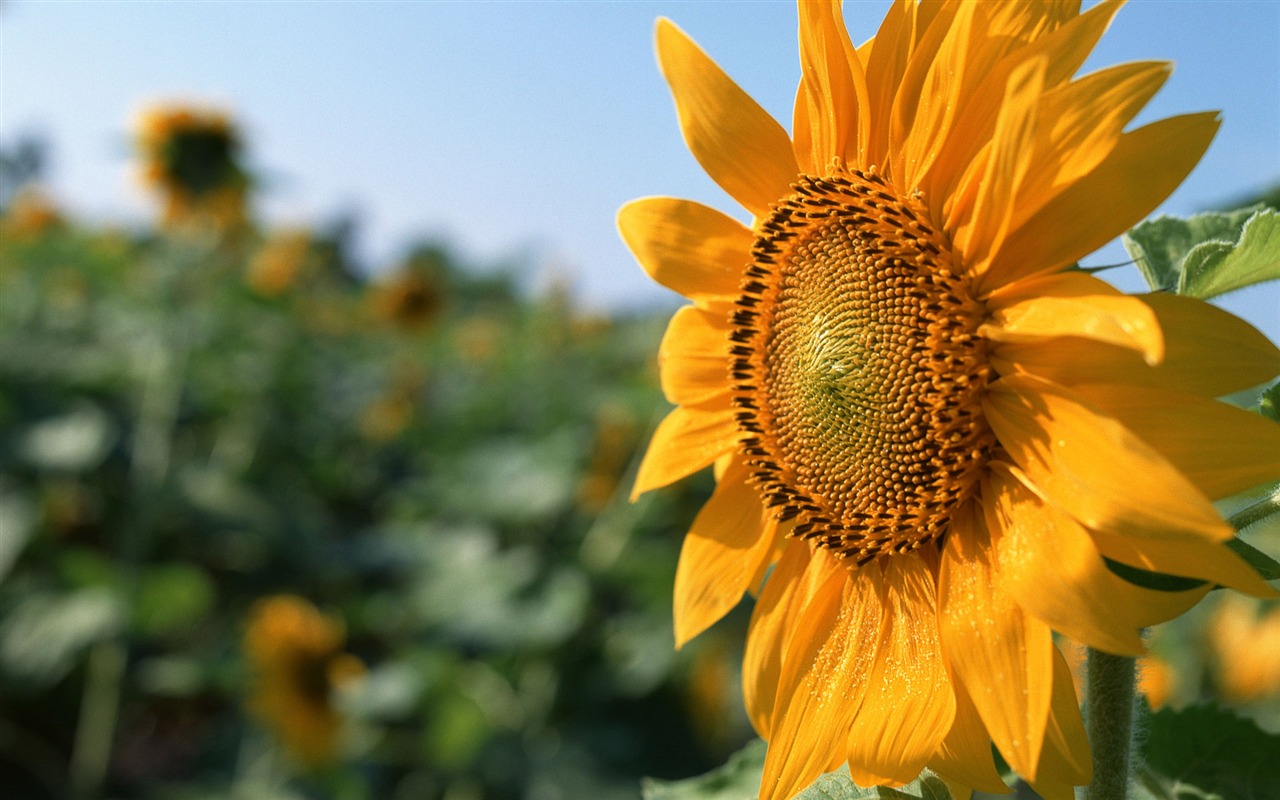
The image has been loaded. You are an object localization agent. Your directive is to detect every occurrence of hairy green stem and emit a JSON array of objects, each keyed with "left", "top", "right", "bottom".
[
  {"left": 1227, "top": 486, "right": 1280, "bottom": 532},
  {"left": 1084, "top": 648, "right": 1137, "bottom": 800}
]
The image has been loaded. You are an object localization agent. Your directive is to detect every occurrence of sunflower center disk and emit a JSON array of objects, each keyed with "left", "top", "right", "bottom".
[{"left": 732, "top": 170, "right": 993, "bottom": 565}]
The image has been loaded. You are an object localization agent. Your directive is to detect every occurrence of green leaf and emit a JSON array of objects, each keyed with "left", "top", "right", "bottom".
[
  {"left": 1104, "top": 557, "right": 1206, "bottom": 592},
  {"left": 1121, "top": 206, "right": 1280, "bottom": 297},
  {"left": 794, "top": 771, "right": 952, "bottom": 800},
  {"left": 1260, "top": 381, "right": 1280, "bottom": 423},
  {"left": 641, "top": 740, "right": 953, "bottom": 800},
  {"left": 134, "top": 563, "right": 216, "bottom": 637},
  {"left": 1123, "top": 207, "right": 1260, "bottom": 291},
  {"left": 0, "top": 587, "right": 125, "bottom": 685},
  {"left": 641, "top": 739, "right": 765, "bottom": 800},
  {"left": 0, "top": 480, "right": 36, "bottom": 583},
  {"left": 1180, "top": 210, "right": 1280, "bottom": 298},
  {"left": 1139, "top": 704, "right": 1280, "bottom": 800},
  {"left": 1224, "top": 536, "right": 1280, "bottom": 580}
]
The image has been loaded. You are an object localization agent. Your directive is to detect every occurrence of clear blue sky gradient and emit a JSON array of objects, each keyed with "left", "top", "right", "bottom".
[{"left": 2, "top": 1, "right": 1277, "bottom": 338}]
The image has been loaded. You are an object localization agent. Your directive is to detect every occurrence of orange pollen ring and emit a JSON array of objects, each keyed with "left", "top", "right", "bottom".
[{"left": 729, "top": 167, "right": 993, "bottom": 565}]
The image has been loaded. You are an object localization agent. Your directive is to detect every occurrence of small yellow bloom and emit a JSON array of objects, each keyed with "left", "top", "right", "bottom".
[
  {"left": 683, "top": 637, "right": 740, "bottom": 755},
  {"left": 2, "top": 186, "right": 63, "bottom": 239},
  {"left": 134, "top": 103, "right": 249, "bottom": 232},
  {"left": 576, "top": 404, "right": 640, "bottom": 515},
  {"left": 359, "top": 360, "right": 426, "bottom": 443},
  {"left": 369, "top": 269, "right": 444, "bottom": 332},
  {"left": 1210, "top": 596, "right": 1280, "bottom": 703},
  {"left": 622, "top": 2, "right": 1280, "bottom": 798},
  {"left": 246, "top": 229, "right": 311, "bottom": 297},
  {"left": 1138, "top": 655, "right": 1176, "bottom": 711},
  {"left": 243, "top": 595, "right": 363, "bottom": 767}
]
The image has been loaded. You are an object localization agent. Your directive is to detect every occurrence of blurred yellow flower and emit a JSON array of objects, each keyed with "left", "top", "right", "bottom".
[
  {"left": 243, "top": 595, "right": 364, "bottom": 767},
  {"left": 683, "top": 637, "right": 739, "bottom": 756},
  {"left": 452, "top": 316, "right": 502, "bottom": 364},
  {"left": 1210, "top": 596, "right": 1280, "bottom": 703},
  {"left": 134, "top": 104, "right": 250, "bottom": 232},
  {"left": 359, "top": 360, "right": 426, "bottom": 443},
  {"left": 576, "top": 404, "right": 640, "bottom": 515},
  {"left": 2, "top": 186, "right": 63, "bottom": 240},
  {"left": 246, "top": 229, "right": 311, "bottom": 297},
  {"left": 1138, "top": 655, "right": 1176, "bottom": 711},
  {"left": 369, "top": 268, "right": 444, "bottom": 332},
  {"left": 622, "top": 2, "right": 1280, "bottom": 798}
]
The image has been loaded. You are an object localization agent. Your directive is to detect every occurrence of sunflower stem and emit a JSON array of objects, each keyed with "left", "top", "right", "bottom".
[
  {"left": 1084, "top": 648, "right": 1137, "bottom": 800},
  {"left": 1226, "top": 486, "right": 1280, "bottom": 532}
]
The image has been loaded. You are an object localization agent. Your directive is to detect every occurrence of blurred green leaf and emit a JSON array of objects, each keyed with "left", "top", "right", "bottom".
[
  {"left": 134, "top": 563, "right": 216, "bottom": 636},
  {"left": 641, "top": 739, "right": 765, "bottom": 800},
  {"left": 0, "top": 587, "right": 124, "bottom": 684},
  {"left": 438, "top": 434, "right": 579, "bottom": 524},
  {"left": 1123, "top": 207, "right": 1280, "bottom": 297},
  {"left": 406, "top": 525, "right": 590, "bottom": 649},
  {"left": 426, "top": 690, "right": 491, "bottom": 771},
  {"left": 18, "top": 403, "right": 116, "bottom": 472},
  {"left": 344, "top": 661, "right": 426, "bottom": 721},
  {"left": 641, "top": 740, "right": 954, "bottom": 800},
  {"left": 0, "top": 480, "right": 36, "bottom": 582},
  {"left": 1138, "top": 704, "right": 1280, "bottom": 800}
]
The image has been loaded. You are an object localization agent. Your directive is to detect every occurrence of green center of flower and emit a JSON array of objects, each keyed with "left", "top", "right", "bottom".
[{"left": 732, "top": 169, "right": 993, "bottom": 565}]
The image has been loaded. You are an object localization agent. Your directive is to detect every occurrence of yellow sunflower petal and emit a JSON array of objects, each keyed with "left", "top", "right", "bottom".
[
  {"left": 1091, "top": 529, "right": 1278, "bottom": 598},
  {"left": 939, "top": 501, "right": 1054, "bottom": 783},
  {"left": 846, "top": 554, "right": 955, "bottom": 787},
  {"left": 989, "top": 469, "right": 1206, "bottom": 656},
  {"left": 655, "top": 19, "right": 799, "bottom": 219},
  {"left": 984, "top": 374, "right": 1232, "bottom": 542},
  {"left": 952, "top": 55, "right": 1045, "bottom": 273},
  {"left": 992, "top": 292, "right": 1280, "bottom": 396},
  {"left": 929, "top": 676, "right": 1011, "bottom": 795},
  {"left": 759, "top": 563, "right": 875, "bottom": 800},
  {"left": 928, "top": 0, "right": 1124, "bottom": 211},
  {"left": 796, "top": 0, "right": 870, "bottom": 169},
  {"left": 983, "top": 271, "right": 1163, "bottom": 365},
  {"left": 632, "top": 405, "right": 737, "bottom": 500},
  {"left": 742, "top": 542, "right": 814, "bottom": 735},
  {"left": 980, "top": 112, "right": 1219, "bottom": 293},
  {"left": 658, "top": 305, "right": 732, "bottom": 406},
  {"left": 860, "top": 0, "right": 916, "bottom": 165},
  {"left": 792, "top": 80, "right": 816, "bottom": 175},
  {"left": 893, "top": 1, "right": 978, "bottom": 190},
  {"left": 1015, "top": 59, "right": 1171, "bottom": 221},
  {"left": 1072, "top": 383, "right": 1280, "bottom": 501},
  {"left": 673, "top": 459, "right": 772, "bottom": 647},
  {"left": 1028, "top": 646, "right": 1093, "bottom": 795},
  {"left": 617, "top": 197, "right": 752, "bottom": 304}
]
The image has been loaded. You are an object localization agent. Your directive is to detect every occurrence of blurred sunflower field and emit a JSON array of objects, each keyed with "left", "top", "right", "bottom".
[
  {"left": 1, "top": 94, "right": 1278, "bottom": 800},
  {"left": 0, "top": 110, "right": 762, "bottom": 800}
]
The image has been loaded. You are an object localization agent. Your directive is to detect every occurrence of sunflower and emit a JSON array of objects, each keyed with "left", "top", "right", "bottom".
[
  {"left": 369, "top": 267, "right": 445, "bottom": 332},
  {"left": 243, "top": 595, "right": 364, "bottom": 767},
  {"left": 620, "top": 2, "right": 1280, "bottom": 798},
  {"left": 246, "top": 229, "right": 312, "bottom": 297},
  {"left": 134, "top": 104, "right": 249, "bottom": 231}
]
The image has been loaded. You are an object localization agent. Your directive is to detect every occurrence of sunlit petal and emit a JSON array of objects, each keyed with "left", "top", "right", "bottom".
[{"left": 656, "top": 19, "right": 799, "bottom": 218}]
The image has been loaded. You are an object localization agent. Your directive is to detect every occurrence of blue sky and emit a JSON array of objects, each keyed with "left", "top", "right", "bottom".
[{"left": 2, "top": 1, "right": 1277, "bottom": 338}]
